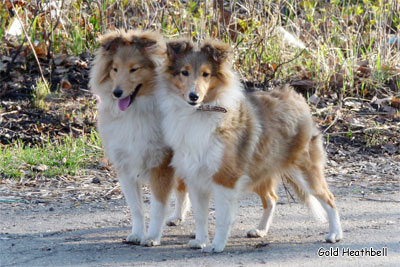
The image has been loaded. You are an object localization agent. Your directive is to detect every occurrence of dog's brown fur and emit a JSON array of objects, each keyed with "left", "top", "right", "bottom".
[
  {"left": 90, "top": 29, "right": 190, "bottom": 246},
  {"left": 91, "top": 30, "right": 165, "bottom": 101},
  {"left": 163, "top": 39, "right": 335, "bottom": 205},
  {"left": 164, "top": 39, "right": 232, "bottom": 105},
  {"left": 90, "top": 30, "right": 175, "bottom": 206},
  {"left": 160, "top": 38, "right": 342, "bottom": 252}
]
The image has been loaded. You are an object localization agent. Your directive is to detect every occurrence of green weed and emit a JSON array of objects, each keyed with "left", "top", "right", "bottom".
[
  {"left": 0, "top": 131, "right": 103, "bottom": 179},
  {"left": 3, "top": 0, "right": 399, "bottom": 97},
  {"left": 32, "top": 78, "right": 50, "bottom": 110}
]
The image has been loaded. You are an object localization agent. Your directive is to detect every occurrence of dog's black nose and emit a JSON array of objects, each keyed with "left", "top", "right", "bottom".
[
  {"left": 113, "top": 88, "right": 123, "bottom": 98},
  {"left": 189, "top": 92, "right": 199, "bottom": 102}
]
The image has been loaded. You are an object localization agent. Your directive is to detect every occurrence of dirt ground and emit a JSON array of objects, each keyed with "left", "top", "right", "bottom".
[
  {"left": 1, "top": 151, "right": 399, "bottom": 267},
  {"left": 1, "top": 61, "right": 399, "bottom": 266}
]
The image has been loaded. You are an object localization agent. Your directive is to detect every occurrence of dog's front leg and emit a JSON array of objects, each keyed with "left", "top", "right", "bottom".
[
  {"left": 187, "top": 184, "right": 211, "bottom": 249},
  {"left": 118, "top": 174, "right": 145, "bottom": 244},
  {"left": 202, "top": 183, "right": 239, "bottom": 253},
  {"left": 142, "top": 194, "right": 167, "bottom": 246},
  {"left": 143, "top": 160, "right": 175, "bottom": 246}
]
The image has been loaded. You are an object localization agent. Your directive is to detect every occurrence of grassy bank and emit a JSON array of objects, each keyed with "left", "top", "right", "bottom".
[
  {"left": 1, "top": 0, "right": 399, "bottom": 97},
  {"left": 0, "top": 131, "right": 102, "bottom": 179},
  {"left": 1, "top": 0, "right": 399, "bottom": 179}
]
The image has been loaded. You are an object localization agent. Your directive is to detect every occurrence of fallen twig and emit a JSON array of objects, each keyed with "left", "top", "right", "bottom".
[
  {"left": 7, "top": 7, "right": 40, "bottom": 69},
  {"left": 0, "top": 110, "right": 19, "bottom": 116},
  {"left": 282, "top": 177, "right": 296, "bottom": 204},
  {"left": 327, "top": 125, "right": 400, "bottom": 136},
  {"left": 104, "top": 185, "right": 120, "bottom": 197},
  {"left": 323, "top": 109, "right": 342, "bottom": 134},
  {"left": 265, "top": 48, "right": 307, "bottom": 84},
  {"left": 11, "top": 2, "right": 50, "bottom": 92},
  {"left": 0, "top": 199, "right": 26, "bottom": 203},
  {"left": 360, "top": 197, "right": 400, "bottom": 203},
  {"left": 48, "top": 0, "right": 65, "bottom": 86},
  {"left": 356, "top": 112, "right": 397, "bottom": 116},
  {"left": 342, "top": 97, "right": 371, "bottom": 102}
]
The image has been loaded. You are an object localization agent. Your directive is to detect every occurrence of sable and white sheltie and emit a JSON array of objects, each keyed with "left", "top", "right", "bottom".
[
  {"left": 156, "top": 39, "right": 343, "bottom": 252},
  {"left": 89, "top": 30, "right": 189, "bottom": 246}
]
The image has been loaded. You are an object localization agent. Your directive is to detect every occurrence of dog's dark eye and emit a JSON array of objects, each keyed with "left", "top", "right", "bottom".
[
  {"left": 203, "top": 72, "right": 210, "bottom": 77},
  {"left": 113, "top": 68, "right": 118, "bottom": 72},
  {"left": 130, "top": 68, "right": 138, "bottom": 73},
  {"left": 181, "top": 70, "right": 189, "bottom": 76}
]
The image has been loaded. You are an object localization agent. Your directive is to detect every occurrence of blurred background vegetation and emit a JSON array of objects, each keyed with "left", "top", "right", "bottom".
[
  {"left": 1, "top": 0, "right": 399, "bottom": 179},
  {"left": 1, "top": 0, "right": 399, "bottom": 98}
]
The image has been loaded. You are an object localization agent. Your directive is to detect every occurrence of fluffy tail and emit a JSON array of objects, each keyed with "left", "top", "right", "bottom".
[
  {"left": 284, "top": 176, "right": 327, "bottom": 222},
  {"left": 305, "top": 194, "right": 327, "bottom": 222}
]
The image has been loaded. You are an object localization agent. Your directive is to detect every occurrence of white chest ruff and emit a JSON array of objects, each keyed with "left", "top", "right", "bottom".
[
  {"left": 156, "top": 73, "right": 245, "bottom": 189},
  {"left": 97, "top": 96, "right": 166, "bottom": 179},
  {"left": 159, "top": 92, "right": 224, "bottom": 187}
]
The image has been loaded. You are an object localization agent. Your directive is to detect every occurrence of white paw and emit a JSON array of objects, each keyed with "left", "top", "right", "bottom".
[
  {"left": 188, "top": 239, "right": 207, "bottom": 249},
  {"left": 201, "top": 243, "right": 225, "bottom": 253},
  {"left": 125, "top": 233, "right": 143, "bottom": 245},
  {"left": 141, "top": 238, "right": 160, "bottom": 247},
  {"left": 166, "top": 217, "right": 183, "bottom": 226},
  {"left": 247, "top": 228, "right": 266, "bottom": 238},
  {"left": 325, "top": 230, "right": 343, "bottom": 243}
]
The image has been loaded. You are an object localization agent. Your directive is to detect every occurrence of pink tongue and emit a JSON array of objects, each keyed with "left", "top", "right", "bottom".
[{"left": 118, "top": 96, "right": 131, "bottom": 111}]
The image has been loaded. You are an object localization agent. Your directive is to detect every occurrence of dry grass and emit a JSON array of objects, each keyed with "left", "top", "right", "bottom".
[
  {"left": 0, "top": 130, "right": 102, "bottom": 179},
  {"left": 1, "top": 0, "right": 399, "bottom": 98},
  {"left": 1, "top": 1, "right": 399, "bottom": 179}
]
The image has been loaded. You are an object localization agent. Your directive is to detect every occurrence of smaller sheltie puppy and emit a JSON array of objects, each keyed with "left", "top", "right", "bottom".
[
  {"left": 156, "top": 39, "right": 343, "bottom": 252},
  {"left": 90, "top": 30, "right": 189, "bottom": 246}
]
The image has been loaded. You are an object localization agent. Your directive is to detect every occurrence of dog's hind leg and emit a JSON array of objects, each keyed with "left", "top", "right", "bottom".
[
  {"left": 289, "top": 136, "right": 343, "bottom": 243},
  {"left": 287, "top": 166, "right": 343, "bottom": 243},
  {"left": 166, "top": 178, "right": 190, "bottom": 226},
  {"left": 307, "top": 135, "right": 342, "bottom": 243},
  {"left": 315, "top": 193, "right": 342, "bottom": 243},
  {"left": 118, "top": 173, "right": 145, "bottom": 245},
  {"left": 247, "top": 178, "right": 278, "bottom": 238},
  {"left": 303, "top": 167, "right": 343, "bottom": 243},
  {"left": 143, "top": 153, "right": 176, "bottom": 246}
]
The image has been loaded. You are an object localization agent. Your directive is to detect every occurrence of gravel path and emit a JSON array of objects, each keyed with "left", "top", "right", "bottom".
[{"left": 1, "top": 160, "right": 399, "bottom": 267}]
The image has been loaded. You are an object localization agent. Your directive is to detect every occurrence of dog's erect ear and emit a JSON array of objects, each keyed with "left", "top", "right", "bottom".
[
  {"left": 166, "top": 40, "right": 193, "bottom": 61},
  {"left": 201, "top": 40, "right": 232, "bottom": 64},
  {"left": 99, "top": 31, "right": 161, "bottom": 54},
  {"left": 99, "top": 32, "right": 122, "bottom": 53},
  {"left": 132, "top": 36, "right": 158, "bottom": 51}
]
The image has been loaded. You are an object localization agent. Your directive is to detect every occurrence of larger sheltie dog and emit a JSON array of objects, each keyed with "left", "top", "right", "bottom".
[
  {"left": 156, "top": 39, "right": 343, "bottom": 252},
  {"left": 89, "top": 30, "right": 189, "bottom": 246}
]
